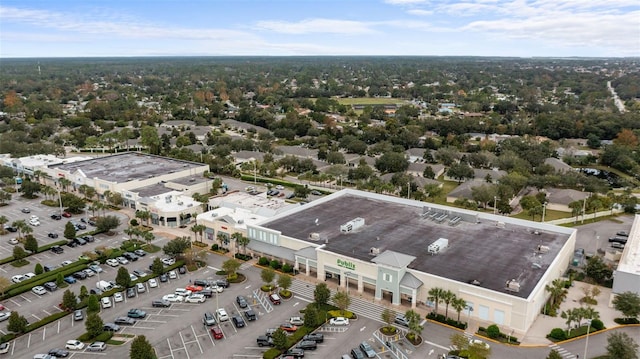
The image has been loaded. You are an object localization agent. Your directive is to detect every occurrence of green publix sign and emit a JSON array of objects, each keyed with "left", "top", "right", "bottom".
[{"left": 337, "top": 259, "right": 355, "bottom": 270}]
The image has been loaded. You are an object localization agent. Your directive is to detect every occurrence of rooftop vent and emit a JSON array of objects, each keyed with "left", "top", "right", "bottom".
[
  {"left": 309, "top": 232, "right": 320, "bottom": 241},
  {"left": 537, "top": 245, "right": 550, "bottom": 253},
  {"left": 370, "top": 247, "right": 380, "bottom": 255},
  {"left": 505, "top": 279, "right": 521, "bottom": 292},
  {"left": 469, "top": 279, "right": 481, "bottom": 286}
]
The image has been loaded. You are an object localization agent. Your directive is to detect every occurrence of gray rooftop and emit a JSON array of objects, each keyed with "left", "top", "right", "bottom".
[
  {"left": 263, "top": 193, "right": 570, "bottom": 298},
  {"left": 53, "top": 153, "right": 203, "bottom": 184}
]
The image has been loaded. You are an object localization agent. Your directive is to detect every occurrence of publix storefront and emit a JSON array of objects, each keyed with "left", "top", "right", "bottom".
[{"left": 298, "top": 246, "right": 424, "bottom": 308}]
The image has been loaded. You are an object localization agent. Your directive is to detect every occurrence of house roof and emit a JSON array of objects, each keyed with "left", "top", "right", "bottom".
[
  {"left": 400, "top": 271, "right": 424, "bottom": 289},
  {"left": 405, "top": 148, "right": 425, "bottom": 157},
  {"left": 544, "top": 158, "right": 573, "bottom": 172},
  {"left": 407, "top": 162, "right": 427, "bottom": 173},
  {"left": 446, "top": 181, "right": 484, "bottom": 200},
  {"left": 546, "top": 188, "right": 590, "bottom": 206},
  {"left": 276, "top": 145, "right": 319, "bottom": 158},
  {"left": 473, "top": 168, "right": 507, "bottom": 181}
]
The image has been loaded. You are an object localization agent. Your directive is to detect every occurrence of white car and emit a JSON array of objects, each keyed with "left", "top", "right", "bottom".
[
  {"left": 65, "top": 340, "right": 85, "bottom": 350},
  {"left": 83, "top": 269, "right": 96, "bottom": 277},
  {"left": 101, "top": 297, "right": 112, "bottom": 309},
  {"left": 216, "top": 308, "right": 229, "bottom": 322},
  {"left": 168, "top": 270, "right": 177, "bottom": 279},
  {"left": 113, "top": 292, "right": 124, "bottom": 302},
  {"left": 23, "top": 272, "right": 36, "bottom": 279},
  {"left": 129, "top": 274, "right": 138, "bottom": 282},
  {"left": 89, "top": 264, "right": 103, "bottom": 273},
  {"left": 162, "top": 294, "right": 184, "bottom": 303},
  {"left": 106, "top": 258, "right": 119, "bottom": 267},
  {"left": 175, "top": 288, "right": 191, "bottom": 297},
  {"left": 469, "top": 339, "right": 490, "bottom": 350},
  {"left": 136, "top": 283, "right": 146, "bottom": 293},
  {"left": 8, "top": 238, "right": 19, "bottom": 245},
  {"left": 289, "top": 316, "right": 304, "bottom": 326},
  {"left": 0, "top": 312, "right": 10, "bottom": 322},
  {"left": 329, "top": 317, "right": 350, "bottom": 326},
  {"left": 29, "top": 219, "right": 40, "bottom": 226},
  {"left": 0, "top": 342, "right": 9, "bottom": 354},
  {"left": 116, "top": 257, "right": 129, "bottom": 265},
  {"left": 11, "top": 275, "right": 26, "bottom": 284},
  {"left": 161, "top": 257, "right": 176, "bottom": 266},
  {"left": 184, "top": 294, "right": 206, "bottom": 303},
  {"left": 207, "top": 285, "right": 224, "bottom": 293},
  {"left": 32, "top": 286, "right": 46, "bottom": 295},
  {"left": 60, "top": 260, "right": 73, "bottom": 266},
  {"left": 148, "top": 278, "right": 158, "bottom": 288},
  {"left": 276, "top": 185, "right": 285, "bottom": 190}
]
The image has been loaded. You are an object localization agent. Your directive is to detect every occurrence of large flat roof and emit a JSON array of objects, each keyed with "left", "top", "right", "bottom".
[
  {"left": 53, "top": 153, "right": 203, "bottom": 183},
  {"left": 262, "top": 191, "right": 572, "bottom": 298}
]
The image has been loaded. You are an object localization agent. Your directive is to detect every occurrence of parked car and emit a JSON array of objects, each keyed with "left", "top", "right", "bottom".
[
  {"left": 86, "top": 342, "right": 106, "bottom": 352},
  {"left": 126, "top": 287, "right": 136, "bottom": 298},
  {"left": 329, "top": 317, "right": 349, "bottom": 326},
  {"left": 279, "top": 323, "right": 298, "bottom": 332},
  {"left": 162, "top": 294, "right": 184, "bottom": 303},
  {"left": 114, "top": 317, "right": 136, "bottom": 325},
  {"left": 0, "top": 312, "right": 10, "bottom": 322},
  {"left": 0, "top": 343, "right": 8, "bottom": 354},
  {"left": 50, "top": 214, "right": 62, "bottom": 220},
  {"left": 616, "top": 231, "right": 629, "bottom": 237},
  {"left": 161, "top": 257, "right": 176, "bottom": 265},
  {"left": 50, "top": 245, "right": 63, "bottom": 254},
  {"left": 106, "top": 259, "right": 119, "bottom": 267},
  {"left": 73, "top": 310, "right": 84, "bottom": 321},
  {"left": 113, "top": 292, "right": 124, "bottom": 303},
  {"left": 89, "top": 264, "right": 103, "bottom": 273},
  {"left": 256, "top": 336, "right": 274, "bottom": 347},
  {"left": 48, "top": 348, "right": 69, "bottom": 357},
  {"left": 127, "top": 309, "right": 147, "bottom": 318},
  {"left": 269, "top": 293, "right": 282, "bottom": 305},
  {"left": 32, "top": 286, "right": 46, "bottom": 295},
  {"left": 43, "top": 282, "right": 57, "bottom": 292},
  {"left": 136, "top": 282, "right": 146, "bottom": 293},
  {"left": 4, "top": 225, "right": 17, "bottom": 232},
  {"left": 8, "top": 238, "right": 19, "bottom": 245},
  {"left": 232, "top": 314, "right": 246, "bottom": 328},
  {"left": 185, "top": 285, "right": 203, "bottom": 292},
  {"left": 122, "top": 252, "right": 138, "bottom": 261},
  {"left": 203, "top": 312, "right": 217, "bottom": 326},
  {"left": 149, "top": 278, "right": 158, "bottom": 288},
  {"left": 185, "top": 294, "right": 206, "bottom": 303},
  {"left": 62, "top": 212, "right": 72, "bottom": 218},
  {"left": 285, "top": 348, "right": 305, "bottom": 358},
  {"left": 175, "top": 288, "right": 192, "bottom": 297},
  {"left": 65, "top": 340, "right": 85, "bottom": 350},
  {"left": 215, "top": 279, "right": 229, "bottom": 288},
  {"left": 216, "top": 308, "right": 229, "bottom": 322},
  {"left": 100, "top": 297, "right": 112, "bottom": 309},
  {"left": 159, "top": 273, "right": 168, "bottom": 282},
  {"left": 290, "top": 316, "right": 304, "bottom": 326},
  {"left": 244, "top": 309, "right": 257, "bottom": 321},
  {"left": 296, "top": 340, "right": 317, "bottom": 350},
  {"left": 210, "top": 326, "right": 224, "bottom": 339},
  {"left": 152, "top": 299, "right": 171, "bottom": 307},
  {"left": 178, "top": 266, "right": 186, "bottom": 274},
  {"left": 350, "top": 347, "right": 366, "bottom": 359},
  {"left": 394, "top": 314, "right": 409, "bottom": 327},
  {"left": 61, "top": 260, "right": 73, "bottom": 267},
  {"left": 72, "top": 271, "right": 87, "bottom": 280},
  {"left": 359, "top": 341, "right": 376, "bottom": 358},
  {"left": 303, "top": 333, "right": 324, "bottom": 343},
  {"left": 134, "top": 249, "right": 147, "bottom": 257},
  {"left": 63, "top": 276, "right": 76, "bottom": 284},
  {"left": 469, "top": 339, "right": 490, "bottom": 350},
  {"left": 116, "top": 256, "right": 129, "bottom": 265},
  {"left": 236, "top": 295, "right": 248, "bottom": 308},
  {"left": 48, "top": 232, "right": 59, "bottom": 239},
  {"left": 103, "top": 323, "right": 120, "bottom": 332},
  {"left": 609, "top": 236, "right": 628, "bottom": 244},
  {"left": 168, "top": 270, "right": 177, "bottom": 279},
  {"left": 21, "top": 208, "right": 31, "bottom": 213},
  {"left": 29, "top": 219, "right": 40, "bottom": 226}
]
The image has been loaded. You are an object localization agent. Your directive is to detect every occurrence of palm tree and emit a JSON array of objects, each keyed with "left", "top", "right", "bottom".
[
  {"left": 451, "top": 296, "right": 467, "bottom": 324},
  {"left": 136, "top": 210, "right": 151, "bottom": 226},
  {"left": 545, "top": 278, "right": 566, "bottom": 308},
  {"left": 216, "top": 232, "right": 227, "bottom": 248},
  {"left": 12, "top": 220, "right": 27, "bottom": 239},
  {"left": 0, "top": 216, "right": 8, "bottom": 232},
  {"left": 21, "top": 225, "right": 33, "bottom": 238},
  {"left": 142, "top": 231, "right": 155, "bottom": 246},
  {"left": 124, "top": 226, "right": 138, "bottom": 239},
  {"left": 441, "top": 290, "right": 455, "bottom": 319},
  {"left": 190, "top": 226, "right": 200, "bottom": 242},
  {"left": 428, "top": 287, "right": 445, "bottom": 315},
  {"left": 58, "top": 178, "right": 72, "bottom": 192}
]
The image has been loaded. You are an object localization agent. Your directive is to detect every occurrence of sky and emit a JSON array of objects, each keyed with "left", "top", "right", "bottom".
[{"left": 1, "top": 0, "right": 639, "bottom": 58}]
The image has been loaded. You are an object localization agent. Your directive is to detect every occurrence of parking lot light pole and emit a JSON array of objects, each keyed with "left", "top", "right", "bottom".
[
  {"left": 57, "top": 186, "right": 63, "bottom": 216},
  {"left": 583, "top": 319, "right": 592, "bottom": 359}
]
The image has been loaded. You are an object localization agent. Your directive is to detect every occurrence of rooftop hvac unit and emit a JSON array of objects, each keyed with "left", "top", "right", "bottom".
[
  {"left": 537, "top": 245, "right": 550, "bottom": 253},
  {"left": 428, "top": 238, "right": 449, "bottom": 255},
  {"left": 370, "top": 247, "right": 380, "bottom": 255},
  {"left": 177, "top": 201, "right": 184, "bottom": 205},
  {"left": 505, "top": 279, "right": 521, "bottom": 292},
  {"left": 340, "top": 217, "right": 365, "bottom": 233},
  {"left": 309, "top": 232, "right": 320, "bottom": 240}
]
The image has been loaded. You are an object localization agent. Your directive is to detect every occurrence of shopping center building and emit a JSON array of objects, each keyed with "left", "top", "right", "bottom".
[{"left": 245, "top": 189, "right": 576, "bottom": 335}]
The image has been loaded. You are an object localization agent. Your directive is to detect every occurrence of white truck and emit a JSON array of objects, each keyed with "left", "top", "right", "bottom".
[{"left": 96, "top": 280, "right": 113, "bottom": 291}]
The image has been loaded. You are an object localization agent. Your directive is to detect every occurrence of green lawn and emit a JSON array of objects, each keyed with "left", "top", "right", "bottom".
[{"left": 511, "top": 209, "right": 572, "bottom": 222}]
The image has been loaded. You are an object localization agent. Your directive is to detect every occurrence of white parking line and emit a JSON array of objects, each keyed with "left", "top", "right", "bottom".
[
  {"left": 27, "top": 333, "right": 31, "bottom": 348},
  {"left": 43, "top": 309, "right": 51, "bottom": 315},
  {"left": 19, "top": 295, "right": 31, "bottom": 303},
  {"left": 42, "top": 326, "right": 46, "bottom": 341},
  {"left": 179, "top": 331, "right": 191, "bottom": 359},
  {"left": 31, "top": 314, "right": 41, "bottom": 321},
  {"left": 9, "top": 299, "right": 21, "bottom": 307},
  {"left": 0, "top": 267, "right": 6, "bottom": 273},
  {"left": 191, "top": 325, "right": 203, "bottom": 354},
  {"left": 57, "top": 321, "right": 61, "bottom": 334}
]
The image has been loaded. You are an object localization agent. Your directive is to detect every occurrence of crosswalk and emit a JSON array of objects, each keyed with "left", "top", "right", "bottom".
[
  {"left": 290, "top": 279, "right": 403, "bottom": 324},
  {"left": 548, "top": 343, "right": 577, "bottom": 358}
]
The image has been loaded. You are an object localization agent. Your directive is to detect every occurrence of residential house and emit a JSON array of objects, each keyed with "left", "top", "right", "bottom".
[
  {"left": 545, "top": 189, "right": 590, "bottom": 212},
  {"left": 544, "top": 158, "right": 573, "bottom": 173}
]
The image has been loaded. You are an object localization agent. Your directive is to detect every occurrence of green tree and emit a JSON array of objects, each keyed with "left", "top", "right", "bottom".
[
  {"left": 85, "top": 312, "right": 104, "bottom": 338},
  {"left": 20, "top": 180, "right": 41, "bottom": 198},
  {"left": 451, "top": 297, "right": 467, "bottom": 324},
  {"left": 606, "top": 332, "right": 639, "bottom": 359},
  {"left": 303, "top": 305, "right": 318, "bottom": 327},
  {"left": 79, "top": 285, "right": 89, "bottom": 301},
  {"left": 272, "top": 328, "right": 288, "bottom": 350},
  {"left": 24, "top": 235, "right": 38, "bottom": 253},
  {"left": 584, "top": 255, "right": 613, "bottom": 283},
  {"left": 7, "top": 312, "right": 28, "bottom": 333},
  {"left": 96, "top": 215, "right": 121, "bottom": 233},
  {"left": 12, "top": 246, "right": 27, "bottom": 261},
  {"left": 333, "top": 290, "right": 351, "bottom": 316},
  {"left": 612, "top": 291, "right": 640, "bottom": 321},
  {"left": 405, "top": 310, "right": 423, "bottom": 342},
  {"left": 162, "top": 236, "right": 191, "bottom": 257},
  {"left": 486, "top": 324, "right": 500, "bottom": 339},
  {"left": 294, "top": 186, "right": 311, "bottom": 199},
  {"left": 116, "top": 266, "right": 132, "bottom": 288},
  {"left": 130, "top": 335, "right": 156, "bottom": 359},
  {"left": 277, "top": 274, "right": 292, "bottom": 294},
  {"left": 428, "top": 287, "right": 444, "bottom": 314},
  {"left": 441, "top": 290, "right": 455, "bottom": 319},
  {"left": 375, "top": 152, "right": 409, "bottom": 173},
  {"left": 87, "top": 294, "right": 100, "bottom": 313},
  {"left": 447, "top": 163, "right": 474, "bottom": 183},
  {"left": 261, "top": 268, "right": 276, "bottom": 288},
  {"left": 381, "top": 308, "right": 394, "bottom": 329},
  {"left": 0, "top": 277, "right": 9, "bottom": 297},
  {"left": 64, "top": 221, "right": 76, "bottom": 240},
  {"left": 546, "top": 349, "right": 563, "bottom": 359},
  {"left": 34, "top": 263, "right": 43, "bottom": 275},
  {"left": 221, "top": 259, "right": 240, "bottom": 278},
  {"left": 62, "top": 289, "right": 78, "bottom": 311},
  {"left": 56, "top": 272, "right": 64, "bottom": 286},
  {"left": 151, "top": 257, "right": 164, "bottom": 277},
  {"left": 314, "top": 283, "right": 331, "bottom": 306}
]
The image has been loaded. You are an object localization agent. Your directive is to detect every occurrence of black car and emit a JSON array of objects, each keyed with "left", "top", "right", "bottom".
[
  {"left": 216, "top": 279, "right": 229, "bottom": 288},
  {"left": 88, "top": 219, "right": 97, "bottom": 226},
  {"left": 178, "top": 266, "right": 186, "bottom": 274},
  {"left": 50, "top": 214, "right": 62, "bottom": 220},
  {"left": 48, "top": 348, "right": 70, "bottom": 357},
  {"left": 126, "top": 287, "right": 136, "bottom": 298},
  {"left": 48, "top": 232, "right": 59, "bottom": 239},
  {"left": 232, "top": 315, "right": 245, "bottom": 328},
  {"left": 103, "top": 323, "right": 121, "bottom": 332},
  {"left": 193, "top": 279, "right": 209, "bottom": 287},
  {"left": 122, "top": 252, "right": 139, "bottom": 261},
  {"left": 72, "top": 271, "right": 87, "bottom": 280},
  {"left": 236, "top": 295, "right": 248, "bottom": 308},
  {"left": 350, "top": 348, "right": 365, "bottom": 359},
  {"left": 609, "top": 237, "right": 628, "bottom": 244},
  {"left": 152, "top": 299, "right": 171, "bottom": 308},
  {"left": 114, "top": 317, "right": 136, "bottom": 325},
  {"left": 66, "top": 240, "right": 77, "bottom": 248},
  {"left": 285, "top": 348, "right": 305, "bottom": 358},
  {"left": 82, "top": 235, "right": 95, "bottom": 242},
  {"left": 159, "top": 273, "right": 168, "bottom": 282},
  {"left": 303, "top": 333, "right": 324, "bottom": 343},
  {"left": 74, "top": 237, "right": 87, "bottom": 246},
  {"left": 3, "top": 225, "right": 17, "bottom": 233},
  {"left": 50, "top": 245, "right": 64, "bottom": 254},
  {"left": 244, "top": 309, "right": 257, "bottom": 321},
  {"left": 200, "top": 289, "right": 213, "bottom": 298},
  {"left": 296, "top": 340, "right": 317, "bottom": 350}
]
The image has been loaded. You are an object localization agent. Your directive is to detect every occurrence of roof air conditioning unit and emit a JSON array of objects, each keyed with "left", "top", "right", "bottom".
[
  {"left": 370, "top": 247, "right": 380, "bottom": 255},
  {"left": 309, "top": 232, "right": 320, "bottom": 240},
  {"left": 505, "top": 279, "right": 521, "bottom": 292}
]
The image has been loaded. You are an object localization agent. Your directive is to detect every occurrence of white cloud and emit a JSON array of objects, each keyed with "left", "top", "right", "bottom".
[
  {"left": 407, "top": 9, "right": 434, "bottom": 16},
  {"left": 384, "top": 0, "right": 430, "bottom": 4},
  {"left": 254, "top": 18, "right": 375, "bottom": 34}
]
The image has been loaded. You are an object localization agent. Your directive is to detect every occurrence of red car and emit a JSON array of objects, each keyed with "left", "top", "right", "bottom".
[
  {"left": 62, "top": 212, "right": 72, "bottom": 218},
  {"left": 279, "top": 323, "right": 297, "bottom": 332},
  {"left": 185, "top": 285, "right": 203, "bottom": 292},
  {"left": 210, "top": 326, "right": 223, "bottom": 339},
  {"left": 269, "top": 293, "right": 281, "bottom": 305}
]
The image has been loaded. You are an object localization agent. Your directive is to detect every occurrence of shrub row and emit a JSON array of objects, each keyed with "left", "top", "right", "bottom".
[
  {"left": 426, "top": 312, "right": 467, "bottom": 330},
  {"left": 257, "top": 257, "right": 294, "bottom": 273},
  {"left": 2, "top": 260, "right": 90, "bottom": 299},
  {"left": 478, "top": 326, "right": 520, "bottom": 344},
  {"left": 547, "top": 321, "right": 604, "bottom": 342},
  {"left": 614, "top": 318, "right": 640, "bottom": 325}
]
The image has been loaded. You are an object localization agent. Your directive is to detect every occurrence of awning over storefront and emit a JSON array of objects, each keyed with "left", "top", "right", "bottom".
[{"left": 247, "top": 240, "right": 295, "bottom": 262}]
